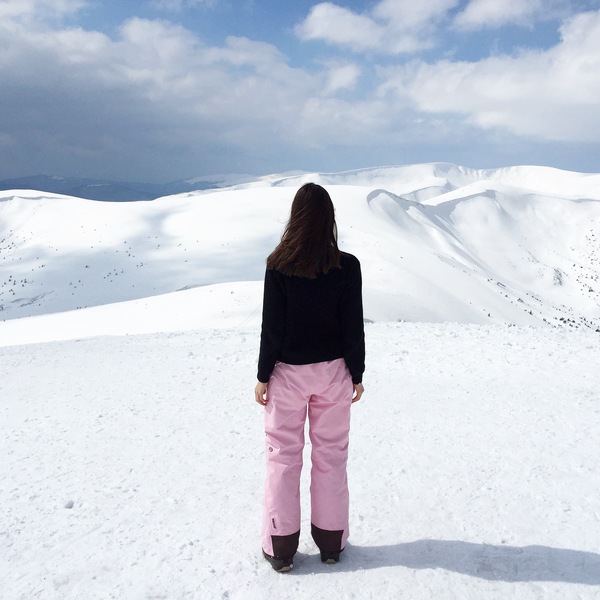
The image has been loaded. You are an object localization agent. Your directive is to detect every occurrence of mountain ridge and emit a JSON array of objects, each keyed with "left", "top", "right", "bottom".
[
  {"left": 4, "top": 162, "right": 600, "bottom": 202},
  {"left": 1, "top": 163, "right": 599, "bottom": 331}
]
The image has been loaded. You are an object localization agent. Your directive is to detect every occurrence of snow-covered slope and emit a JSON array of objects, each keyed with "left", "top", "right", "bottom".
[
  {"left": 2, "top": 322, "right": 600, "bottom": 599},
  {"left": 2, "top": 164, "right": 600, "bottom": 599},
  {"left": 1, "top": 163, "right": 600, "bottom": 336}
]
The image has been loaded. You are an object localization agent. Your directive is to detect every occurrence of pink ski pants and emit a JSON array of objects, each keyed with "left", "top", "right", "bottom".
[{"left": 262, "top": 358, "right": 354, "bottom": 558}]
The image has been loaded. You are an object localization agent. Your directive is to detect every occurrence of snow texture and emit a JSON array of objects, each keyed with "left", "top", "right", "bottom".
[{"left": 1, "top": 164, "right": 600, "bottom": 598}]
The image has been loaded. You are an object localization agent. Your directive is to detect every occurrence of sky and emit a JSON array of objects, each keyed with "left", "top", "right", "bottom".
[{"left": 1, "top": 0, "right": 600, "bottom": 183}]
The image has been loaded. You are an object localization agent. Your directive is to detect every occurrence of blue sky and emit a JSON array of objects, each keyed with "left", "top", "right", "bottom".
[{"left": 1, "top": 0, "right": 600, "bottom": 182}]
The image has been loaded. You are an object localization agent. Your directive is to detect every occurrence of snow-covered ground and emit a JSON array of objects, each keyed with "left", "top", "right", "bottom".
[
  {"left": 2, "top": 164, "right": 600, "bottom": 598},
  {"left": 2, "top": 322, "right": 600, "bottom": 599}
]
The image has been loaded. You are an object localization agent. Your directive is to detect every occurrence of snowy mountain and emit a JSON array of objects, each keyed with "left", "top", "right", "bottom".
[
  {"left": 3, "top": 164, "right": 600, "bottom": 599},
  {"left": 1, "top": 163, "right": 599, "bottom": 337}
]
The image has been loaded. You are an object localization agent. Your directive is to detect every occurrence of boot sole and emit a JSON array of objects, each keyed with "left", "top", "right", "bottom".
[{"left": 262, "top": 549, "right": 293, "bottom": 573}]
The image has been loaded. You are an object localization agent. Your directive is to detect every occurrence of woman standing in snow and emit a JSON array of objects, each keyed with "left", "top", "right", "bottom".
[{"left": 255, "top": 182, "right": 365, "bottom": 573}]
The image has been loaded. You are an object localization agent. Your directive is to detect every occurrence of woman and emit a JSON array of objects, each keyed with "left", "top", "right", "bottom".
[{"left": 255, "top": 182, "right": 365, "bottom": 573}]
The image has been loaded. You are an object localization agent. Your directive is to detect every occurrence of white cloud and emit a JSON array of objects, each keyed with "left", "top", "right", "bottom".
[
  {"left": 322, "top": 62, "right": 361, "bottom": 95},
  {"left": 379, "top": 10, "right": 600, "bottom": 142},
  {"left": 0, "top": 0, "right": 86, "bottom": 24},
  {"left": 296, "top": 0, "right": 459, "bottom": 55},
  {"left": 1, "top": 2, "right": 600, "bottom": 180},
  {"left": 0, "top": 13, "right": 338, "bottom": 179},
  {"left": 295, "top": 3, "right": 383, "bottom": 52},
  {"left": 454, "top": 0, "right": 569, "bottom": 30}
]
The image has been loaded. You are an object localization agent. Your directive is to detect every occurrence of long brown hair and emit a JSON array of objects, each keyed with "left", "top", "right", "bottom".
[{"left": 267, "top": 183, "right": 341, "bottom": 278}]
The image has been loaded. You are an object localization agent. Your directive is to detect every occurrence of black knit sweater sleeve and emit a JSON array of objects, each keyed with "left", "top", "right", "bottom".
[
  {"left": 340, "top": 254, "right": 365, "bottom": 384},
  {"left": 257, "top": 268, "right": 286, "bottom": 383}
]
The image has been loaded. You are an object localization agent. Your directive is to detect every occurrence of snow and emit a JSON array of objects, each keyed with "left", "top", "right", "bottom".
[
  {"left": 1, "top": 163, "right": 600, "bottom": 598},
  {"left": 0, "top": 283, "right": 263, "bottom": 347},
  {"left": 2, "top": 162, "right": 600, "bottom": 328},
  {"left": 2, "top": 323, "right": 600, "bottom": 599}
]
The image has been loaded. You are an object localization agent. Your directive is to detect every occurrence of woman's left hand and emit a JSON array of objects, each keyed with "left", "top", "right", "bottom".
[{"left": 255, "top": 381, "right": 268, "bottom": 406}]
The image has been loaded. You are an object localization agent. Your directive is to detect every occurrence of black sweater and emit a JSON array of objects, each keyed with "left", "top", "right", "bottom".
[{"left": 257, "top": 252, "right": 365, "bottom": 384}]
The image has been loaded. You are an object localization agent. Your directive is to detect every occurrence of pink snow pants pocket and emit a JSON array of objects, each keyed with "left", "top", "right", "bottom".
[{"left": 262, "top": 358, "right": 353, "bottom": 558}]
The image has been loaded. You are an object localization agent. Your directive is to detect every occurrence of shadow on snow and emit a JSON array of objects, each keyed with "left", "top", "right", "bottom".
[{"left": 294, "top": 539, "right": 600, "bottom": 584}]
